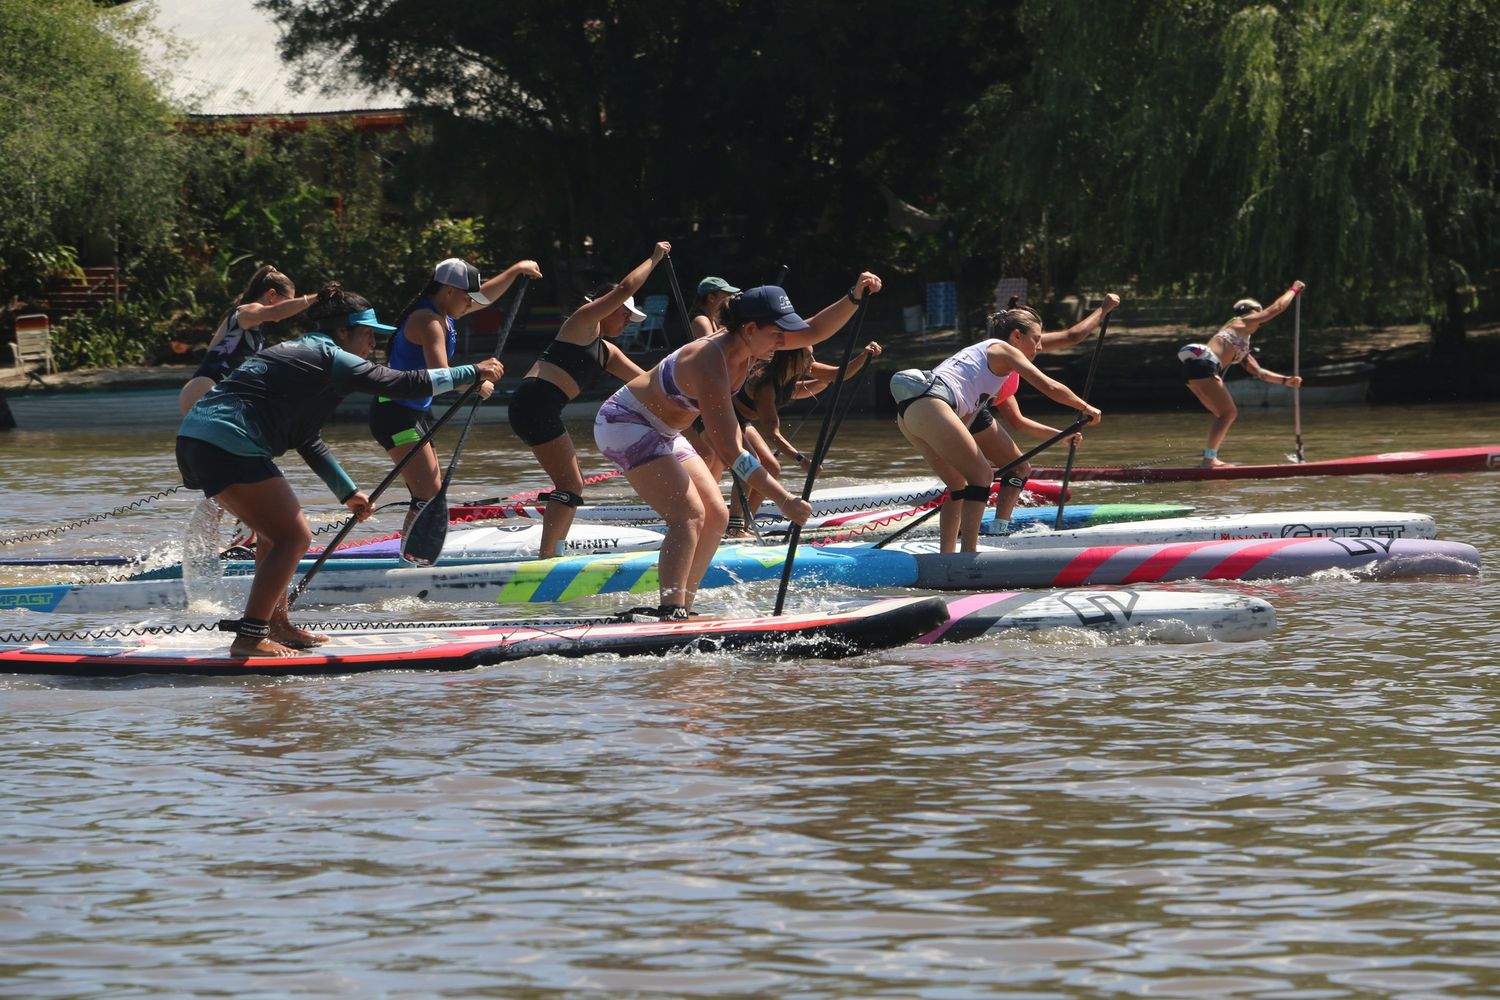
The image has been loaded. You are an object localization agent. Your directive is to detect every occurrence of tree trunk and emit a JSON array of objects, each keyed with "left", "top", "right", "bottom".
[{"left": 1430, "top": 279, "right": 1468, "bottom": 359}]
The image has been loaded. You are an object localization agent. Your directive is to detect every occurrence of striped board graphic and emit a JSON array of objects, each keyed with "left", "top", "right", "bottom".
[
  {"left": 0, "top": 596, "right": 951, "bottom": 677},
  {"left": 908, "top": 537, "right": 1481, "bottom": 589},
  {"left": 919, "top": 588, "right": 1276, "bottom": 643},
  {"left": 1033, "top": 445, "right": 1500, "bottom": 482}
]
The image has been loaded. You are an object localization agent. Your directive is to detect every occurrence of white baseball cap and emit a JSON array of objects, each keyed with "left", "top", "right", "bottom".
[
  {"left": 433, "top": 258, "right": 490, "bottom": 305},
  {"left": 621, "top": 295, "right": 647, "bottom": 323}
]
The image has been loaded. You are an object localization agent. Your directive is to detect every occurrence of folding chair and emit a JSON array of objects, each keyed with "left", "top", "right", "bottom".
[{"left": 14, "top": 313, "right": 55, "bottom": 373}]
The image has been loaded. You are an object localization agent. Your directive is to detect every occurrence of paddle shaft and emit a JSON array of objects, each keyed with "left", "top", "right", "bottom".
[
  {"left": 773, "top": 291, "right": 869, "bottom": 616},
  {"left": 1292, "top": 294, "right": 1304, "bottom": 462},
  {"left": 289, "top": 379, "right": 484, "bottom": 607},
  {"left": 876, "top": 412, "right": 1092, "bottom": 550},
  {"left": 1052, "top": 311, "right": 1110, "bottom": 529},
  {"left": 400, "top": 278, "right": 532, "bottom": 565},
  {"left": 663, "top": 255, "right": 759, "bottom": 535}
]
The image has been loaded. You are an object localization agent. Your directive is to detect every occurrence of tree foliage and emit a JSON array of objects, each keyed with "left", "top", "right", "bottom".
[
  {"left": 0, "top": 0, "right": 182, "bottom": 301},
  {"left": 258, "top": 0, "right": 1015, "bottom": 293},
  {"left": 971, "top": 0, "right": 1500, "bottom": 346}
]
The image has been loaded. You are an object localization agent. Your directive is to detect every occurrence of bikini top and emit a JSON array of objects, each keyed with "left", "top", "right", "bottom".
[
  {"left": 1212, "top": 327, "right": 1252, "bottom": 365},
  {"left": 657, "top": 339, "right": 743, "bottom": 415},
  {"left": 539, "top": 336, "right": 609, "bottom": 389}
]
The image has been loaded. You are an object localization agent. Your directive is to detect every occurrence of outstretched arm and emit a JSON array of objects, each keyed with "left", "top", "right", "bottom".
[
  {"left": 559, "top": 241, "right": 670, "bottom": 337},
  {"left": 474, "top": 259, "right": 544, "bottom": 310},
  {"left": 988, "top": 341, "right": 1102, "bottom": 424},
  {"left": 1242, "top": 352, "right": 1302, "bottom": 387},
  {"left": 1243, "top": 280, "right": 1305, "bottom": 325},
  {"left": 783, "top": 272, "right": 883, "bottom": 350},
  {"left": 1039, "top": 293, "right": 1119, "bottom": 352}
]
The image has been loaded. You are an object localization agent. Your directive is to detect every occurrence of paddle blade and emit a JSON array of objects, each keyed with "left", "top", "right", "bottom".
[{"left": 398, "top": 493, "right": 449, "bottom": 566}]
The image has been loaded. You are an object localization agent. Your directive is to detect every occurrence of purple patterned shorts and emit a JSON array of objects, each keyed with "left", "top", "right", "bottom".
[{"left": 593, "top": 387, "right": 699, "bottom": 472}]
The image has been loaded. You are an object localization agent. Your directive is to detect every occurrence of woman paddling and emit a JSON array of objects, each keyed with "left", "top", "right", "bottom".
[
  {"left": 178, "top": 283, "right": 503, "bottom": 658},
  {"left": 507, "top": 242, "right": 668, "bottom": 558},
  {"left": 592, "top": 277, "right": 881, "bottom": 618},
  {"left": 1179, "top": 281, "right": 1305, "bottom": 467},
  {"left": 721, "top": 340, "right": 882, "bottom": 535},
  {"left": 178, "top": 265, "right": 315, "bottom": 414},
  {"left": 371, "top": 256, "right": 541, "bottom": 535},
  {"left": 688, "top": 276, "right": 740, "bottom": 339},
  {"left": 892, "top": 307, "right": 1101, "bottom": 553}
]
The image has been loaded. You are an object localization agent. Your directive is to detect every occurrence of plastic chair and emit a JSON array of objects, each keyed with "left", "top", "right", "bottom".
[
  {"left": 637, "top": 294, "right": 670, "bottom": 351},
  {"left": 993, "top": 277, "right": 1028, "bottom": 313}
]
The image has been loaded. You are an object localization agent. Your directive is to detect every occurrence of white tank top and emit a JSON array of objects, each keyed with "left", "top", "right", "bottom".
[{"left": 933, "top": 340, "right": 1020, "bottom": 420}]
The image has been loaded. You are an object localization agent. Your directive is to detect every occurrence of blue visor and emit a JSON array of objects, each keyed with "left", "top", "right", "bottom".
[{"left": 347, "top": 307, "right": 396, "bottom": 333}]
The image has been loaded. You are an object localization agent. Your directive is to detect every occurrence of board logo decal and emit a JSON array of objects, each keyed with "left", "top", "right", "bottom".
[
  {"left": 1329, "top": 537, "right": 1396, "bottom": 556},
  {"left": 1280, "top": 524, "right": 1408, "bottom": 539},
  {"left": 1059, "top": 589, "right": 1142, "bottom": 625}
]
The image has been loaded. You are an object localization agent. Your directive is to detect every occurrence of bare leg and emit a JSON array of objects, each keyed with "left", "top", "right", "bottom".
[
  {"left": 623, "top": 454, "right": 713, "bottom": 609},
  {"left": 899, "top": 400, "right": 990, "bottom": 552},
  {"left": 385, "top": 441, "right": 444, "bottom": 532},
  {"left": 1187, "top": 377, "right": 1237, "bottom": 466},
  {"left": 975, "top": 422, "right": 1027, "bottom": 522},
  {"left": 679, "top": 457, "right": 731, "bottom": 610},
  {"left": 213, "top": 477, "right": 313, "bottom": 658},
  {"left": 528, "top": 433, "right": 586, "bottom": 558}
]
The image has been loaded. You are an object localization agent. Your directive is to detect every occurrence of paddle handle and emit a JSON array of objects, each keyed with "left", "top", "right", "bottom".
[
  {"left": 773, "top": 290, "right": 870, "bottom": 616},
  {"left": 289, "top": 379, "right": 484, "bottom": 607},
  {"left": 1053, "top": 311, "right": 1110, "bottom": 528},
  {"left": 878, "top": 411, "right": 1092, "bottom": 550},
  {"left": 1292, "top": 293, "right": 1304, "bottom": 462},
  {"left": 664, "top": 256, "right": 693, "bottom": 348}
]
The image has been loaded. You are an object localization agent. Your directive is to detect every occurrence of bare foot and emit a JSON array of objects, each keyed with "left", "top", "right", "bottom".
[
  {"left": 229, "top": 635, "right": 301, "bottom": 658},
  {"left": 1199, "top": 457, "right": 1235, "bottom": 469},
  {"left": 271, "top": 621, "right": 329, "bottom": 649}
]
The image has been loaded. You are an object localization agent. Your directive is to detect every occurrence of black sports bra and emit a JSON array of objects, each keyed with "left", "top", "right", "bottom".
[{"left": 540, "top": 337, "right": 609, "bottom": 389}]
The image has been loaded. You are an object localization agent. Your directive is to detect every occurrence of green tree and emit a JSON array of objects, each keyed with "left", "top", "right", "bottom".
[
  {"left": 969, "top": 0, "right": 1500, "bottom": 353},
  {"left": 0, "top": 0, "right": 182, "bottom": 303},
  {"left": 258, "top": 0, "right": 1014, "bottom": 294}
]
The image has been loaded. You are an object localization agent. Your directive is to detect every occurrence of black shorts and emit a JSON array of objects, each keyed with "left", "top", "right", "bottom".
[
  {"left": 508, "top": 377, "right": 570, "bottom": 447},
  {"left": 369, "top": 397, "right": 433, "bottom": 450},
  {"left": 176, "top": 435, "right": 282, "bottom": 498},
  {"left": 1181, "top": 357, "right": 1221, "bottom": 382},
  {"left": 968, "top": 407, "right": 995, "bottom": 433}
]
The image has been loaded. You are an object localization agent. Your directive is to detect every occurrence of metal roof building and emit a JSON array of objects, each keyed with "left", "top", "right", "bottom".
[{"left": 118, "top": 0, "right": 411, "bottom": 122}]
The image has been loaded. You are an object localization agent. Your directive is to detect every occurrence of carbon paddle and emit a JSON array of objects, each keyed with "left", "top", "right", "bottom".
[
  {"left": 289, "top": 380, "right": 487, "bottom": 608},
  {"left": 772, "top": 289, "right": 869, "bottom": 616},
  {"left": 1289, "top": 293, "right": 1304, "bottom": 463},
  {"left": 399, "top": 278, "right": 531, "bottom": 566},
  {"left": 1051, "top": 311, "right": 1110, "bottom": 528},
  {"left": 874, "top": 412, "right": 1092, "bottom": 550}
]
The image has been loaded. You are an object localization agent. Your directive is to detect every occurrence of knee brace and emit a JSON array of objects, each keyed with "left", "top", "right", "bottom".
[
  {"left": 540, "top": 489, "right": 584, "bottom": 508},
  {"left": 998, "top": 474, "right": 1027, "bottom": 491},
  {"left": 952, "top": 483, "right": 991, "bottom": 503}
]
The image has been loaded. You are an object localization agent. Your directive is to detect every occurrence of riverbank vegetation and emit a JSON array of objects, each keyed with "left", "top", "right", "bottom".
[{"left": 2, "top": 0, "right": 1497, "bottom": 391}]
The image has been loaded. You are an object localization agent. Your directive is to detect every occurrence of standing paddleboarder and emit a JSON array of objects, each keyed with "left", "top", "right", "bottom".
[
  {"left": 1179, "top": 281, "right": 1306, "bottom": 467},
  {"left": 177, "top": 282, "right": 502, "bottom": 658}
]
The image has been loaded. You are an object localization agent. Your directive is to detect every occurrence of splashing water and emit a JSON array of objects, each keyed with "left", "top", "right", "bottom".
[{"left": 181, "top": 496, "right": 227, "bottom": 606}]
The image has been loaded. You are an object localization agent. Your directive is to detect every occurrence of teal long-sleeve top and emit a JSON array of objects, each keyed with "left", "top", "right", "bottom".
[{"left": 179, "top": 332, "right": 476, "bottom": 501}]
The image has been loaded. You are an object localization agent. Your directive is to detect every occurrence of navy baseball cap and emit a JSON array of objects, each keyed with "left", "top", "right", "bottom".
[{"left": 732, "top": 285, "right": 809, "bottom": 331}]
